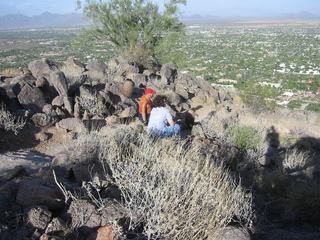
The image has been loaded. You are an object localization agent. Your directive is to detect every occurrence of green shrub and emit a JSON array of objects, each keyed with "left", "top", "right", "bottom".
[{"left": 227, "top": 125, "right": 261, "bottom": 152}]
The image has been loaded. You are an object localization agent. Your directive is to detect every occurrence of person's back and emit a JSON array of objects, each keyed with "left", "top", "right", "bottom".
[{"left": 147, "top": 95, "right": 180, "bottom": 137}]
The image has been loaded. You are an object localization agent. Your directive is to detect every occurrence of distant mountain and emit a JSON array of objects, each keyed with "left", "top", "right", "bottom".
[
  {"left": 0, "top": 12, "right": 87, "bottom": 30},
  {"left": 283, "top": 11, "right": 320, "bottom": 19},
  {"left": 1, "top": 11, "right": 319, "bottom": 30}
]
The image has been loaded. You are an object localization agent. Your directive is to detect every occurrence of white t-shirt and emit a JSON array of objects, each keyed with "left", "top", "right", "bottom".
[{"left": 147, "top": 107, "right": 172, "bottom": 133}]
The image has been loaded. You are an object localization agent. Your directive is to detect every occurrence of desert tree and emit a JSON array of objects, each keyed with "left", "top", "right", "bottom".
[{"left": 76, "top": 0, "right": 187, "bottom": 68}]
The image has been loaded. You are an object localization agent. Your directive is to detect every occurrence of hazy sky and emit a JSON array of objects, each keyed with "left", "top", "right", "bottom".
[{"left": 0, "top": 0, "right": 319, "bottom": 17}]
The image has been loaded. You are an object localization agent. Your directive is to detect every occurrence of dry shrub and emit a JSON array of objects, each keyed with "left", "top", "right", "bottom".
[
  {"left": 282, "top": 148, "right": 313, "bottom": 172},
  {"left": 201, "top": 110, "right": 268, "bottom": 171},
  {"left": 99, "top": 130, "right": 253, "bottom": 239},
  {"left": 0, "top": 104, "right": 26, "bottom": 134},
  {"left": 122, "top": 43, "right": 156, "bottom": 70},
  {"left": 76, "top": 95, "right": 108, "bottom": 118},
  {"left": 200, "top": 109, "right": 238, "bottom": 141}
]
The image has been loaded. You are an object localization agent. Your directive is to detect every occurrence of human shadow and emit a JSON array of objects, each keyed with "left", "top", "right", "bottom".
[{"left": 264, "top": 125, "right": 280, "bottom": 167}]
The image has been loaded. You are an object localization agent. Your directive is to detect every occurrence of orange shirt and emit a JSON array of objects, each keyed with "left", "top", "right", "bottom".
[{"left": 139, "top": 95, "right": 152, "bottom": 115}]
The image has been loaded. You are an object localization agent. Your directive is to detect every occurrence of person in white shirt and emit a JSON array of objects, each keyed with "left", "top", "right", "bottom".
[{"left": 147, "top": 95, "right": 180, "bottom": 137}]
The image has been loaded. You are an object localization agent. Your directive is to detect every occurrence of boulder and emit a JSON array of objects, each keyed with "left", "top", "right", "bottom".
[
  {"left": 28, "top": 58, "right": 59, "bottom": 80},
  {"left": 117, "top": 106, "right": 137, "bottom": 118},
  {"left": 44, "top": 217, "right": 67, "bottom": 236},
  {"left": 49, "top": 71, "right": 68, "bottom": 96},
  {"left": 24, "top": 205, "right": 52, "bottom": 230},
  {"left": 208, "top": 226, "right": 250, "bottom": 240},
  {"left": 16, "top": 179, "right": 64, "bottom": 210},
  {"left": 17, "top": 83, "right": 47, "bottom": 114},
  {"left": 57, "top": 118, "right": 87, "bottom": 133},
  {"left": 31, "top": 113, "right": 52, "bottom": 127},
  {"left": 86, "top": 59, "right": 108, "bottom": 74},
  {"left": 91, "top": 225, "right": 124, "bottom": 240},
  {"left": 51, "top": 152, "right": 74, "bottom": 177},
  {"left": 1, "top": 165, "right": 28, "bottom": 182},
  {"left": 65, "top": 57, "right": 86, "bottom": 74},
  {"left": 67, "top": 199, "right": 127, "bottom": 229},
  {"left": 160, "top": 63, "right": 176, "bottom": 84}
]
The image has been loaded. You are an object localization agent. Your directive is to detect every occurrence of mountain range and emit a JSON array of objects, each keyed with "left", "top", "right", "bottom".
[
  {"left": 0, "top": 11, "right": 319, "bottom": 30},
  {"left": 0, "top": 12, "right": 86, "bottom": 30}
]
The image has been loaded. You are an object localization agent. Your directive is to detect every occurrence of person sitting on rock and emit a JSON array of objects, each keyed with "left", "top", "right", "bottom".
[
  {"left": 138, "top": 88, "right": 156, "bottom": 126},
  {"left": 147, "top": 95, "right": 180, "bottom": 137}
]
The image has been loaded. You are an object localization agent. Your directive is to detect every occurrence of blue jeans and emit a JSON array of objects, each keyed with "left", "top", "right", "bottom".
[
  {"left": 150, "top": 124, "right": 180, "bottom": 137},
  {"left": 138, "top": 114, "right": 150, "bottom": 123}
]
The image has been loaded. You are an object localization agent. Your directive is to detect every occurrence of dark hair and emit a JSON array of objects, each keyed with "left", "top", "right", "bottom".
[{"left": 152, "top": 95, "right": 167, "bottom": 108}]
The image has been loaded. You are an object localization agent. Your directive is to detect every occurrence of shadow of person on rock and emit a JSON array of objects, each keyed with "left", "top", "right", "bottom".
[{"left": 264, "top": 125, "right": 280, "bottom": 167}]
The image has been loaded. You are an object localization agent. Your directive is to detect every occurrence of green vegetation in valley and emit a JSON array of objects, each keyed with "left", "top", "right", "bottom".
[{"left": 0, "top": 20, "right": 319, "bottom": 111}]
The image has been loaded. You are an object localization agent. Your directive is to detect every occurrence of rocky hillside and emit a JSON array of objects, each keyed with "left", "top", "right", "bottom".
[{"left": 0, "top": 57, "right": 320, "bottom": 240}]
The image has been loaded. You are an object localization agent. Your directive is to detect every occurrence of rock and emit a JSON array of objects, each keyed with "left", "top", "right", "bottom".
[
  {"left": 28, "top": 58, "right": 59, "bottom": 80},
  {"left": 3, "top": 68, "right": 24, "bottom": 77},
  {"left": 36, "top": 76, "right": 48, "bottom": 88},
  {"left": 117, "top": 106, "right": 137, "bottom": 118},
  {"left": 65, "top": 57, "right": 86, "bottom": 74},
  {"left": 119, "top": 61, "right": 139, "bottom": 76},
  {"left": 51, "top": 96, "right": 64, "bottom": 107},
  {"left": 130, "top": 73, "right": 147, "bottom": 87},
  {"left": 105, "top": 116, "right": 121, "bottom": 126},
  {"left": 35, "top": 131, "right": 50, "bottom": 142},
  {"left": 175, "top": 87, "right": 189, "bottom": 100},
  {"left": 87, "top": 59, "right": 108, "bottom": 74},
  {"left": 17, "top": 83, "right": 47, "bottom": 114},
  {"left": 208, "top": 226, "right": 250, "bottom": 240},
  {"left": 49, "top": 71, "right": 68, "bottom": 96},
  {"left": 63, "top": 96, "right": 74, "bottom": 116},
  {"left": 31, "top": 113, "right": 52, "bottom": 127},
  {"left": 92, "top": 225, "right": 124, "bottom": 240},
  {"left": 160, "top": 63, "right": 176, "bottom": 84},
  {"left": 72, "top": 163, "right": 105, "bottom": 183},
  {"left": 45, "top": 217, "right": 67, "bottom": 236},
  {"left": 51, "top": 152, "right": 74, "bottom": 177},
  {"left": 305, "top": 164, "right": 320, "bottom": 184},
  {"left": 1, "top": 165, "right": 28, "bottom": 182},
  {"left": 24, "top": 205, "right": 52, "bottom": 230},
  {"left": 67, "top": 199, "right": 127, "bottom": 229},
  {"left": 16, "top": 179, "right": 64, "bottom": 210},
  {"left": 57, "top": 117, "right": 87, "bottom": 133}
]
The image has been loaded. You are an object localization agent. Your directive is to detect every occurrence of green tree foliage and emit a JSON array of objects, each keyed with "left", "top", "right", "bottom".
[{"left": 76, "top": 0, "right": 186, "bottom": 68}]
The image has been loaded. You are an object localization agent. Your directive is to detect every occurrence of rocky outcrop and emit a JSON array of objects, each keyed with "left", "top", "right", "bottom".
[{"left": 1, "top": 57, "right": 230, "bottom": 131}]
